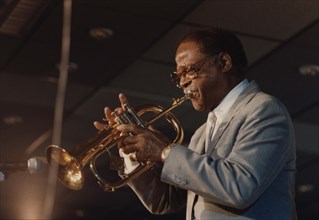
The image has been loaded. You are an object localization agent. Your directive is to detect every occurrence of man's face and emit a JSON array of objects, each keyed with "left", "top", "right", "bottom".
[{"left": 175, "top": 41, "right": 227, "bottom": 112}]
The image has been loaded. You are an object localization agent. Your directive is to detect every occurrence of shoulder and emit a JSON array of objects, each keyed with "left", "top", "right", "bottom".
[
  {"left": 249, "top": 91, "right": 290, "bottom": 117},
  {"left": 239, "top": 81, "right": 290, "bottom": 117}
]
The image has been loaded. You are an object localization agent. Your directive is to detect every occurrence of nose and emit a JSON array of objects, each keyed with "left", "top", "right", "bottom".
[{"left": 179, "top": 76, "right": 192, "bottom": 89}]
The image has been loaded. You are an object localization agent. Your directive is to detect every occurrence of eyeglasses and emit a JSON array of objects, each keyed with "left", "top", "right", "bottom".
[{"left": 170, "top": 56, "right": 215, "bottom": 88}]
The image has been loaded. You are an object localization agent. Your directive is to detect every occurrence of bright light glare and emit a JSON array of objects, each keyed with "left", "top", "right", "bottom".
[{"left": 67, "top": 170, "right": 82, "bottom": 183}]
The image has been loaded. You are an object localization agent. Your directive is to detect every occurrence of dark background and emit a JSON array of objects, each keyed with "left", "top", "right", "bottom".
[{"left": 0, "top": 0, "right": 318, "bottom": 219}]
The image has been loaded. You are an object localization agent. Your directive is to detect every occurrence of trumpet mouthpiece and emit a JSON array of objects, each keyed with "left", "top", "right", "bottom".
[{"left": 185, "top": 90, "right": 195, "bottom": 99}]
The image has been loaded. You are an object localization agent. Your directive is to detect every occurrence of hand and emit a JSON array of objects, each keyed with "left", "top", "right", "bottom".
[
  {"left": 117, "top": 125, "right": 171, "bottom": 163},
  {"left": 93, "top": 93, "right": 128, "bottom": 130},
  {"left": 93, "top": 93, "right": 171, "bottom": 163}
]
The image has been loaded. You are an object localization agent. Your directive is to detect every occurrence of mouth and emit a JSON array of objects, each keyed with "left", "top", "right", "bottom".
[{"left": 184, "top": 88, "right": 198, "bottom": 99}]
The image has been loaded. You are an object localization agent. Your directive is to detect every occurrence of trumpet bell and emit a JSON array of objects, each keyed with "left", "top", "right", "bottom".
[{"left": 46, "top": 145, "right": 84, "bottom": 190}]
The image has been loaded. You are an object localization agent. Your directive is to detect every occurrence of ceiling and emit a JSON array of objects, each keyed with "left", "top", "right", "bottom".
[{"left": 0, "top": 0, "right": 318, "bottom": 219}]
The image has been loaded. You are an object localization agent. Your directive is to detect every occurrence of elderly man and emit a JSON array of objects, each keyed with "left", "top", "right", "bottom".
[{"left": 95, "top": 28, "right": 297, "bottom": 220}]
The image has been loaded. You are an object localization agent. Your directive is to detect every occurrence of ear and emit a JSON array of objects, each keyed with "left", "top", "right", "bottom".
[{"left": 218, "top": 52, "right": 232, "bottom": 73}]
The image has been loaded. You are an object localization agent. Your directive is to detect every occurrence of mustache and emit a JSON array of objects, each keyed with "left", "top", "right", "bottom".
[{"left": 184, "top": 87, "right": 197, "bottom": 96}]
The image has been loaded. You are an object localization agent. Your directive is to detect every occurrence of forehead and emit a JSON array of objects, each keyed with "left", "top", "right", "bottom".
[{"left": 175, "top": 41, "right": 204, "bottom": 65}]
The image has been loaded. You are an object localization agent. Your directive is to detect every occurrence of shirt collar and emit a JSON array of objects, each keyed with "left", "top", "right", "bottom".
[{"left": 209, "top": 79, "right": 249, "bottom": 122}]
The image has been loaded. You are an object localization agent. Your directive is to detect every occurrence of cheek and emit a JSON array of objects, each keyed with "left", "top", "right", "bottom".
[
  {"left": 197, "top": 79, "right": 218, "bottom": 110},
  {"left": 190, "top": 81, "right": 212, "bottom": 111},
  {"left": 198, "top": 79, "right": 214, "bottom": 99}
]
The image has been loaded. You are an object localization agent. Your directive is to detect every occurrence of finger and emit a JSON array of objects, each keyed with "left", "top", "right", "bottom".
[
  {"left": 112, "top": 107, "right": 125, "bottom": 125},
  {"left": 93, "top": 121, "right": 105, "bottom": 130},
  {"left": 122, "top": 143, "right": 138, "bottom": 154},
  {"left": 117, "top": 124, "right": 145, "bottom": 135},
  {"left": 114, "top": 107, "right": 124, "bottom": 115},
  {"left": 104, "top": 107, "right": 113, "bottom": 121},
  {"left": 117, "top": 134, "right": 137, "bottom": 150},
  {"left": 120, "top": 134, "right": 140, "bottom": 153},
  {"left": 134, "top": 151, "right": 148, "bottom": 162},
  {"left": 116, "top": 137, "right": 124, "bottom": 148},
  {"left": 119, "top": 93, "right": 128, "bottom": 109}
]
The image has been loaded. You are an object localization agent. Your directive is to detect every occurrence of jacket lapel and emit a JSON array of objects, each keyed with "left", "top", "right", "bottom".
[
  {"left": 206, "top": 81, "right": 260, "bottom": 155},
  {"left": 188, "top": 123, "right": 207, "bottom": 154}
]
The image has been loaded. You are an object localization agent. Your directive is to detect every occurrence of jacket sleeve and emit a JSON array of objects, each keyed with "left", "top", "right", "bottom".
[{"left": 127, "top": 163, "right": 187, "bottom": 214}]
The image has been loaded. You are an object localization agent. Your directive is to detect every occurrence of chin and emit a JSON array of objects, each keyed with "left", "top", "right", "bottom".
[{"left": 191, "top": 100, "right": 206, "bottom": 112}]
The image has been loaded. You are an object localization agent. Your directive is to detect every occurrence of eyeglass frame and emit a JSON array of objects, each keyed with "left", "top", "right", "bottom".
[{"left": 170, "top": 54, "right": 219, "bottom": 88}]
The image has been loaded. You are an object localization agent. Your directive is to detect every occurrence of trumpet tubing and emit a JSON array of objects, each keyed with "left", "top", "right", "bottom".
[{"left": 46, "top": 93, "right": 192, "bottom": 191}]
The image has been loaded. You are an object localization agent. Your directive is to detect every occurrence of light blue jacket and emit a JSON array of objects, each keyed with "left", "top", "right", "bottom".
[{"left": 128, "top": 81, "right": 297, "bottom": 220}]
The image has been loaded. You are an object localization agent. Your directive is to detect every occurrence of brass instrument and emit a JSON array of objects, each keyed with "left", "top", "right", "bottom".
[{"left": 46, "top": 93, "right": 192, "bottom": 192}]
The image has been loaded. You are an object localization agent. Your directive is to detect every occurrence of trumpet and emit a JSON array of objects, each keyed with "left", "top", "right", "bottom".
[{"left": 46, "top": 92, "right": 192, "bottom": 192}]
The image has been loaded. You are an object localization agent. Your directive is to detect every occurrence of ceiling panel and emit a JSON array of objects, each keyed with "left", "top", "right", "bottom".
[
  {"left": 107, "top": 60, "right": 180, "bottom": 97},
  {"left": 0, "top": 73, "right": 94, "bottom": 110},
  {"left": 293, "top": 103, "right": 319, "bottom": 125},
  {"left": 143, "top": 24, "right": 280, "bottom": 66},
  {"left": 294, "top": 121, "right": 319, "bottom": 156},
  {"left": 246, "top": 44, "right": 319, "bottom": 117},
  {"left": 0, "top": 35, "right": 23, "bottom": 67},
  {"left": 6, "top": 8, "right": 176, "bottom": 85},
  {"left": 79, "top": 0, "right": 199, "bottom": 21},
  {"left": 184, "top": 0, "right": 319, "bottom": 40},
  {"left": 291, "top": 20, "right": 319, "bottom": 48}
]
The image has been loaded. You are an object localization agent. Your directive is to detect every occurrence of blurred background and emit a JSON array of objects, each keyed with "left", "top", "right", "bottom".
[{"left": 0, "top": 0, "right": 318, "bottom": 219}]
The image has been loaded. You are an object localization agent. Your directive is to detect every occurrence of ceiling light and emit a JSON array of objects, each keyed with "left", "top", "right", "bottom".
[
  {"left": 298, "top": 184, "right": 315, "bottom": 193},
  {"left": 299, "top": 64, "right": 319, "bottom": 77},
  {"left": 3, "top": 115, "right": 23, "bottom": 125},
  {"left": 75, "top": 209, "right": 85, "bottom": 218},
  {"left": 89, "top": 27, "right": 113, "bottom": 40}
]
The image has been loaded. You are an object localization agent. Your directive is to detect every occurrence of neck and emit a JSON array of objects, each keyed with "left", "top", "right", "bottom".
[
  {"left": 209, "top": 75, "right": 245, "bottom": 111},
  {"left": 225, "top": 74, "right": 245, "bottom": 94}
]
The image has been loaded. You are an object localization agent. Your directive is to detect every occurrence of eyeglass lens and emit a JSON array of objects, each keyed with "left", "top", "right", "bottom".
[{"left": 170, "top": 56, "right": 212, "bottom": 88}]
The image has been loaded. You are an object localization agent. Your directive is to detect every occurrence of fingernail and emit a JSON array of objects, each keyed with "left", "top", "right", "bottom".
[{"left": 116, "top": 124, "right": 126, "bottom": 131}]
